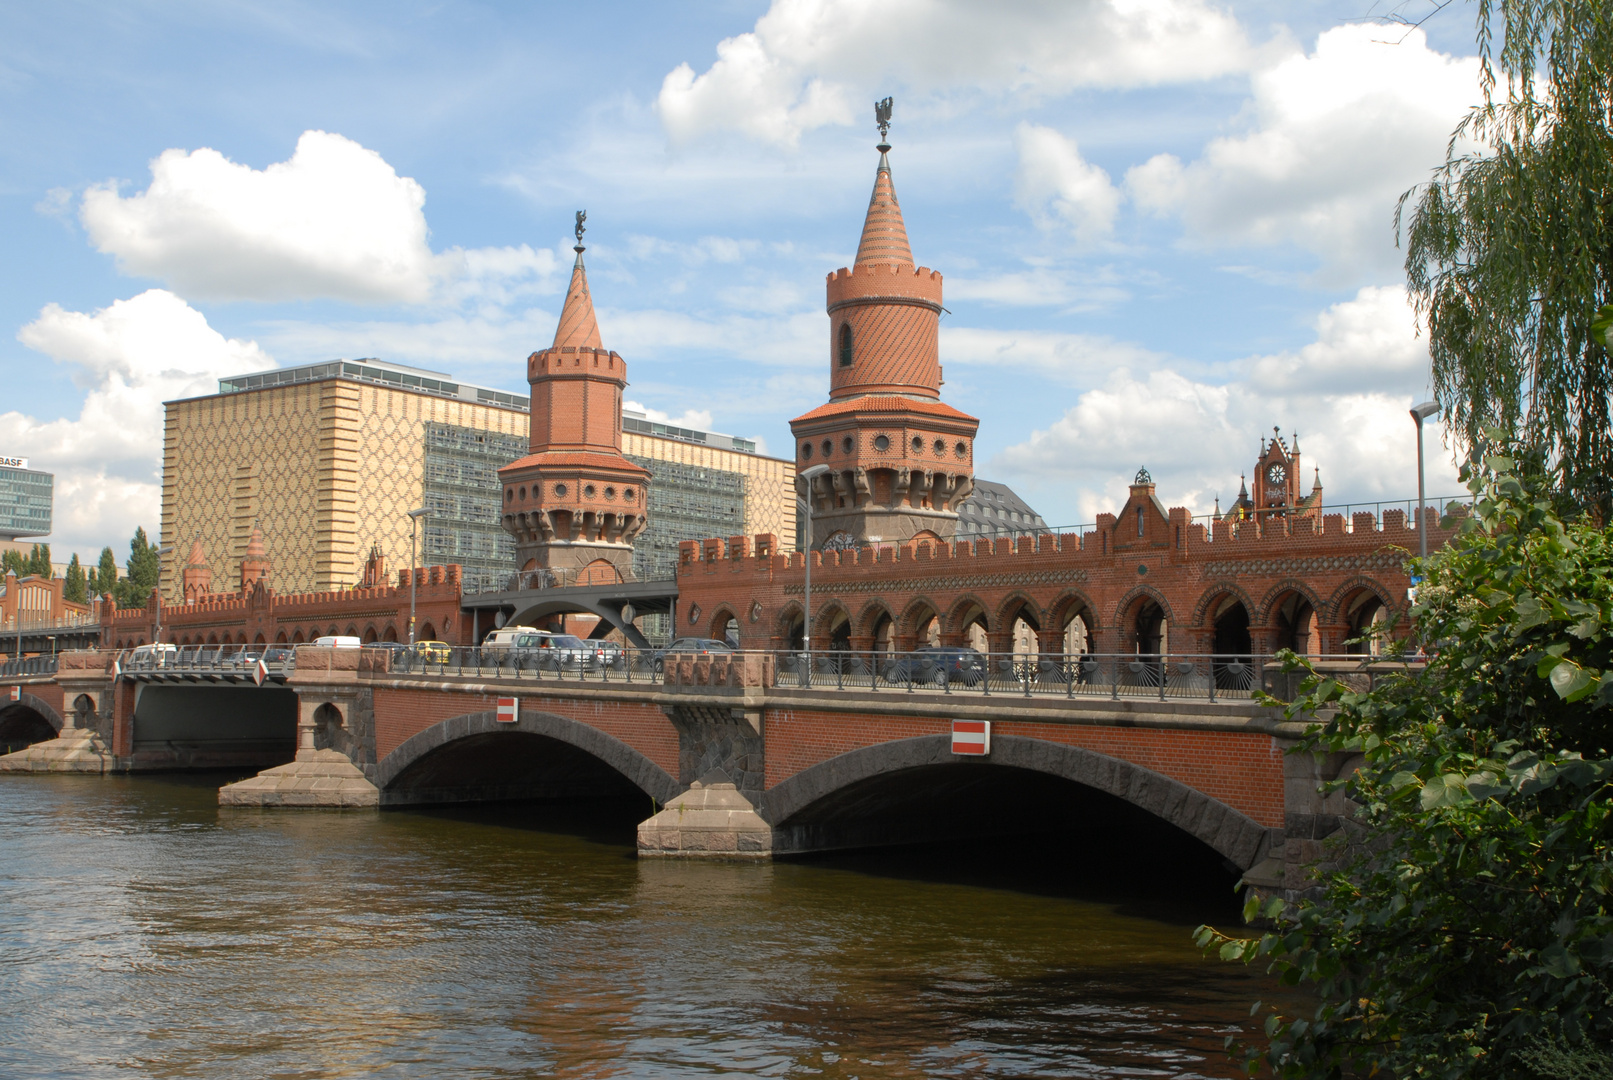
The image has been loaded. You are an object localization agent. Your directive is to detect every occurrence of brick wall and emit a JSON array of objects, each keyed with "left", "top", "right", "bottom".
[
  {"left": 372, "top": 686, "right": 681, "bottom": 778},
  {"left": 764, "top": 707, "right": 1286, "bottom": 827}
]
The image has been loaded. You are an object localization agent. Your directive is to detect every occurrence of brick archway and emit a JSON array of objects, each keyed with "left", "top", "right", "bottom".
[
  {"left": 758, "top": 734, "right": 1277, "bottom": 870},
  {"left": 373, "top": 708, "right": 681, "bottom": 806}
]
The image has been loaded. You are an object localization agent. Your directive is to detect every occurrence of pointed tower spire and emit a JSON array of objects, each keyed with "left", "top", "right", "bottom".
[
  {"left": 500, "top": 212, "right": 649, "bottom": 583},
  {"left": 551, "top": 210, "right": 602, "bottom": 352},
  {"left": 791, "top": 97, "right": 979, "bottom": 550},
  {"left": 854, "top": 133, "right": 914, "bottom": 268}
]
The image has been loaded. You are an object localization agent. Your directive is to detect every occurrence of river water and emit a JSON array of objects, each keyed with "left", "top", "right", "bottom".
[{"left": 0, "top": 773, "right": 1281, "bottom": 1079}]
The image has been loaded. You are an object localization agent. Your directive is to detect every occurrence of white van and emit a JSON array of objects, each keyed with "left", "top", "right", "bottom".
[
  {"left": 481, "top": 625, "right": 541, "bottom": 652},
  {"left": 129, "top": 643, "right": 176, "bottom": 666},
  {"left": 313, "top": 635, "right": 362, "bottom": 649}
]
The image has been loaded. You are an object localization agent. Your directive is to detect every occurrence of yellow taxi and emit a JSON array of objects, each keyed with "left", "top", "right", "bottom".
[{"left": 412, "top": 640, "right": 452, "bottom": 663}]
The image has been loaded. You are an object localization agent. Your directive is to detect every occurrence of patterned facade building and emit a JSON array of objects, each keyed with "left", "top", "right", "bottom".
[{"left": 161, "top": 359, "right": 794, "bottom": 601}]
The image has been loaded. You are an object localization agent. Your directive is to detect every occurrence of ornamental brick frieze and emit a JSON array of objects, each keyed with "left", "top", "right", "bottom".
[
  {"left": 781, "top": 568, "right": 1088, "bottom": 597},
  {"left": 1199, "top": 549, "right": 1408, "bottom": 580}
]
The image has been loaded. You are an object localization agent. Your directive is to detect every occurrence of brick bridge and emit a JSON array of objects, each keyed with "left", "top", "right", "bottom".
[{"left": 0, "top": 646, "right": 1385, "bottom": 901}]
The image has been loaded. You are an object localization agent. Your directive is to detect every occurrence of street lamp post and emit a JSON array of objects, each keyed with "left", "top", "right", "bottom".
[
  {"left": 407, "top": 508, "right": 428, "bottom": 645},
  {"left": 795, "top": 464, "right": 830, "bottom": 679},
  {"left": 153, "top": 545, "right": 174, "bottom": 655},
  {"left": 1410, "top": 401, "right": 1440, "bottom": 566}
]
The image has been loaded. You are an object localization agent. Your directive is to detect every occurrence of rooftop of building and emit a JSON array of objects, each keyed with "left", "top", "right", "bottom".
[
  {"left": 206, "top": 358, "right": 761, "bottom": 454},
  {"left": 956, "top": 479, "right": 1049, "bottom": 539}
]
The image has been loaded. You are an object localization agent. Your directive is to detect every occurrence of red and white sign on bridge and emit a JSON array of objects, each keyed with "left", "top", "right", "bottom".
[
  {"left": 496, "top": 697, "right": 520, "bottom": 724},
  {"left": 951, "top": 719, "right": 990, "bottom": 756}
]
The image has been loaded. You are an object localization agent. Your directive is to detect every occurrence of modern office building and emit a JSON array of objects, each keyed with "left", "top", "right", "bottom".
[
  {"left": 0, "top": 457, "right": 53, "bottom": 543},
  {"left": 160, "top": 359, "right": 793, "bottom": 598}
]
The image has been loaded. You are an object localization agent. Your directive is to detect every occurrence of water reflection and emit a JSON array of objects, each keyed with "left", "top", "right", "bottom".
[{"left": 0, "top": 773, "right": 1281, "bottom": 1079}]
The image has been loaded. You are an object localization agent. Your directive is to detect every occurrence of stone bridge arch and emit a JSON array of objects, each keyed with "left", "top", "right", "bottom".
[
  {"left": 759, "top": 734, "right": 1277, "bottom": 870},
  {"left": 0, "top": 691, "right": 65, "bottom": 751},
  {"left": 373, "top": 707, "right": 682, "bottom": 808}
]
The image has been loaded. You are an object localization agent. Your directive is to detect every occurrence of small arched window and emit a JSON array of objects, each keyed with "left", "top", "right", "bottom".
[
  {"left": 1136, "top": 505, "right": 1145, "bottom": 537},
  {"left": 838, "top": 323, "right": 854, "bottom": 367}
]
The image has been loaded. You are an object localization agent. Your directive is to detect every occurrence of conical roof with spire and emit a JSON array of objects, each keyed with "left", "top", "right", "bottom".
[
  {"left": 854, "top": 147, "right": 914, "bottom": 269},
  {"left": 551, "top": 253, "right": 603, "bottom": 352}
]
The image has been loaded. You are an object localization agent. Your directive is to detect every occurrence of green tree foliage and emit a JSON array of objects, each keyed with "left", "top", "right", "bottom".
[
  {"left": 113, "top": 528, "right": 159, "bottom": 609},
  {"left": 1199, "top": 455, "right": 1613, "bottom": 1078},
  {"left": 1400, "top": 0, "right": 1613, "bottom": 510},
  {"left": 93, "top": 547, "right": 118, "bottom": 601},
  {"left": 62, "top": 554, "right": 85, "bottom": 603},
  {"left": 1, "top": 544, "right": 51, "bottom": 578}
]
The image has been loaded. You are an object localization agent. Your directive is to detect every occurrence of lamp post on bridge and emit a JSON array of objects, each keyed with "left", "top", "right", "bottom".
[
  {"left": 1409, "top": 401, "right": 1440, "bottom": 567},
  {"left": 795, "top": 464, "right": 830, "bottom": 679},
  {"left": 153, "top": 545, "right": 173, "bottom": 654},
  {"left": 407, "top": 508, "right": 428, "bottom": 645}
]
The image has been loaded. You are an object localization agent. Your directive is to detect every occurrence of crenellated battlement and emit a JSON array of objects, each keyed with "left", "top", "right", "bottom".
[
  {"left": 825, "top": 262, "right": 943, "bottom": 309},
  {"left": 674, "top": 502, "right": 1455, "bottom": 657}
]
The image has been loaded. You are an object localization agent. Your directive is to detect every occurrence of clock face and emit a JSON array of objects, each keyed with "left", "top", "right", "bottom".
[{"left": 1266, "top": 463, "right": 1287, "bottom": 486}]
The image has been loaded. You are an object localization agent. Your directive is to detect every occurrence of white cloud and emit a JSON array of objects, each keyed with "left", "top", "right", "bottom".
[
  {"left": 941, "top": 326, "right": 1162, "bottom": 386},
  {"left": 80, "top": 130, "right": 559, "bottom": 305},
  {"left": 1012, "top": 123, "right": 1121, "bottom": 244},
  {"left": 992, "top": 285, "right": 1461, "bottom": 522},
  {"left": 3, "top": 290, "right": 270, "bottom": 555},
  {"left": 658, "top": 0, "right": 1257, "bottom": 147},
  {"left": 623, "top": 399, "right": 716, "bottom": 433},
  {"left": 1125, "top": 25, "right": 1480, "bottom": 280}
]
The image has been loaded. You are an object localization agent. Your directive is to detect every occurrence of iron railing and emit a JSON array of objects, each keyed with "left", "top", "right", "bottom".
[
  {"left": 0, "top": 655, "right": 59, "bottom": 678},
  {"left": 380, "top": 646, "right": 1426, "bottom": 704},
  {"left": 5, "top": 644, "right": 1423, "bottom": 704}
]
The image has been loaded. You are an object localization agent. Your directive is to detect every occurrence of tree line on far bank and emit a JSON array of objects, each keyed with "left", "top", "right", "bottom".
[{"left": 5, "top": 528, "right": 159, "bottom": 610}]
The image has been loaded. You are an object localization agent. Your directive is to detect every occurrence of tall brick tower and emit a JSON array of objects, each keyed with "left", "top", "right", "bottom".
[
  {"left": 499, "top": 213, "right": 649, "bottom": 583},
  {"left": 789, "top": 100, "right": 979, "bottom": 550}
]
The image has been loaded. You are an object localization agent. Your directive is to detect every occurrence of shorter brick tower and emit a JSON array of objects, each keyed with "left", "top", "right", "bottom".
[
  {"left": 499, "top": 215, "right": 649, "bottom": 584},
  {"left": 181, "top": 539, "right": 212, "bottom": 601},
  {"left": 239, "top": 525, "right": 270, "bottom": 592},
  {"left": 789, "top": 106, "right": 979, "bottom": 549}
]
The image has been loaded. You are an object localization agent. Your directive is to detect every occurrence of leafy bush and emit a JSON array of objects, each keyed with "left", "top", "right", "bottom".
[{"left": 1198, "top": 455, "right": 1613, "bottom": 1078}]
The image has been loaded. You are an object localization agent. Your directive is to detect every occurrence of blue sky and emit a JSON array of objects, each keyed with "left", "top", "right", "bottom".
[{"left": 1, "top": 0, "right": 1478, "bottom": 558}]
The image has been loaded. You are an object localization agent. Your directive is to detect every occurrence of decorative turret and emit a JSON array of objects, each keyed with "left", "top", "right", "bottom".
[
  {"left": 498, "top": 212, "right": 650, "bottom": 583},
  {"left": 181, "top": 539, "right": 213, "bottom": 601},
  {"left": 239, "top": 524, "right": 270, "bottom": 592},
  {"left": 789, "top": 98, "right": 980, "bottom": 550}
]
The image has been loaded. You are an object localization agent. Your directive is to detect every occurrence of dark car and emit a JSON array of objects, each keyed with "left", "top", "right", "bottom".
[
  {"left": 648, "top": 638, "right": 734, "bottom": 673},
  {"left": 883, "top": 645, "right": 986, "bottom": 687}
]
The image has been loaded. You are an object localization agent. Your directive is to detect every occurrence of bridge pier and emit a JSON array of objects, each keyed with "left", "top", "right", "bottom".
[{"left": 218, "top": 648, "right": 380, "bottom": 807}]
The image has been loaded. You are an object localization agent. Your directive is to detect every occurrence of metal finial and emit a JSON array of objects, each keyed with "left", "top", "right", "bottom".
[
  {"left": 574, "top": 210, "right": 587, "bottom": 253},
  {"left": 1134, "top": 466, "right": 1152, "bottom": 485},
  {"left": 875, "top": 96, "right": 893, "bottom": 148}
]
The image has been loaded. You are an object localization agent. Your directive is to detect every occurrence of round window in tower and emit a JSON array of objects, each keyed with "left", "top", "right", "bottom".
[
  {"left": 554, "top": 483, "right": 568, "bottom": 497},
  {"left": 873, "top": 434, "right": 890, "bottom": 452},
  {"left": 624, "top": 488, "right": 636, "bottom": 501},
  {"left": 822, "top": 439, "right": 833, "bottom": 457},
  {"left": 505, "top": 488, "right": 513, "bottom": 503},
  {"left": 604, "top": 486, "right": 616, "bottom": 500},
  {"left": 801, "top": 442, "right": 813, "bottom": 459},
  {"left": 584, "top": 484, "right": 597, "bottom": 498},
  {"left": 933, "top": 439, "right": 946, "bottom": 455},
  {"left": 955, "top": 441, "right": 968, "bottom": 458},
  {"left": 842, "top": 436, "right": 854, "bottom": 454},
  {"left": 519, "top": 486, "right": 527, "bottom": 501},
  {"left": 912, "top": 436, "right": 924, "bottom": 453}
]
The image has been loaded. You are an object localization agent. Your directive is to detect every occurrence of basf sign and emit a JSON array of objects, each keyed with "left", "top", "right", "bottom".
[{"left": 0, "top": 456, "right": 28, "bottom": 469}]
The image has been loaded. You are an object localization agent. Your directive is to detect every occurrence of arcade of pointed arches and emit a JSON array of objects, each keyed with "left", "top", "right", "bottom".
[{"left": 758, "top": 578, "right": 1396, "bottom": 658}]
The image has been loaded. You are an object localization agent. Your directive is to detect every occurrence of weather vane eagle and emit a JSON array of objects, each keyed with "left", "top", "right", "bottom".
[
  {"left": 574, "top": 209, "right": 586, "bottom": 251},
  {"left": 875, "top": 96, "right": 893, "bottom": 143}
]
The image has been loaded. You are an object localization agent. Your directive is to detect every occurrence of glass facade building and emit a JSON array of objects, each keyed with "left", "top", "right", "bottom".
[
  {"left": 0, "top": 464, "right": 53, "bottom": 541},
  {"left": 421, "top": 423, "right": 525, "bottom": 594}
]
